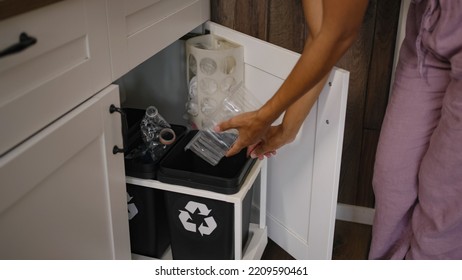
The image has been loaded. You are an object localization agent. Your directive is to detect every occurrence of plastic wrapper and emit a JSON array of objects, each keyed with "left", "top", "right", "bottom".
[{"left": 185, "top": 85, "right": 260, "bottom": 166}]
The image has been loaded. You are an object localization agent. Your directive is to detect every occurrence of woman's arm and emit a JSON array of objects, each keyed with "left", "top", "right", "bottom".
[
  {"left": 218, "top": 0, "right": 369, "bottom": 157},
  {"left": 246, "top": 0, "right": 328, "bottom": 158}
]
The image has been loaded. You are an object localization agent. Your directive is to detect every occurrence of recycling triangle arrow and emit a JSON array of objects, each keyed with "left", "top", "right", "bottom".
[
  {"left": 127, "top": 193, "right": 138, "bottom": 220},
  {"left": 179, "top": 210, "right": 196, "bottom": 232},
  {"left": 185, "top": 201, "right": 211, "bottom": 216},
  {"left": 127, "top": 203, "right": 138, "bottom": 220},
  {"left": 198, "top": 216, "right": 217, "bottom": 236}
]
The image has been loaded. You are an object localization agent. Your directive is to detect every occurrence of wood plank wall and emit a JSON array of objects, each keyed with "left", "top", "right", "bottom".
[{"left": 211, "top": 0, "right": 402, "bottom": 208}]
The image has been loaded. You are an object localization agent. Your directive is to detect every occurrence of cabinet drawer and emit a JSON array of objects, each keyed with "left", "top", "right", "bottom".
[
  {"left": 0, "top": 0, "right": 111, "bottom": 156},
  {"left": 107, "top": 0, "right": 210, "bottom": 79}
]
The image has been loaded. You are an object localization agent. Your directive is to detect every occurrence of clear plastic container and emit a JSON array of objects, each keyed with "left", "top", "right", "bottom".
[
  {"left": 185, "top": 34, "right": 244, "bottom": 129},
  {"left": 184, "top": 85, "right": 260, "bottom": 166}
]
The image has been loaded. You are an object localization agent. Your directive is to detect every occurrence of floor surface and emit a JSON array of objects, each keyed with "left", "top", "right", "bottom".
[{"left": 261, "top": 220, "right": 372, "bottom": 260}]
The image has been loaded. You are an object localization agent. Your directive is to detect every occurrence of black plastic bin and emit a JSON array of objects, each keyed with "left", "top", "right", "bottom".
[
  {"left": 123, "top": 108, "right": 187, "bottom": 179},
  {"left": 123, "top": 108, "right": 187, "bottom": 258},
  {"left": 157, "top": 130, "right": 256, "bottom": 194},
  {"left": 158, "top": 130, "right": 256, "bottom": 259},
  {"left": 126, "top": 184, "right": 170, "bottom": 258},
  {"left": 165, "top": 188, "right": 253, "bottom": 260}
]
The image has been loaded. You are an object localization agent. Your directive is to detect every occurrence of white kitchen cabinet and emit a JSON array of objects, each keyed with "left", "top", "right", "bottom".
[
  {"left": 0, "top": 0, "right": 112, "bottom": 156},
  {"left": 0, "top": 0, "right": 130, "bottom": 259},
  {"left": 0, "top": 0, "right": 348, "bottom": 260},
  {"left": 119, "top": 22, "right": 349, "bottom": 260},
  {"left": 106, "top": 0, "right": 210, "bottom": 80},
  {"left": 0, "top": 85, "right": 130, "bottom": 259}
]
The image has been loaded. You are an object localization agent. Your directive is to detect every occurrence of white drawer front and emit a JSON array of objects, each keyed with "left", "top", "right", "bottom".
[
  {"left": 0, "top": 0, "right": 111, "bottom": 156},
  {"left": 107, "top": 0, "right": 210, "bottom": 79}
]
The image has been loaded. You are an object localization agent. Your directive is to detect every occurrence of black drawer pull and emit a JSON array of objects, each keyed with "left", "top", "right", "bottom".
[
  {"left": 0, "top": 32, "right": 37, "bottom": 58},
  {"left": 109, "top": 105, "right": 128, "bottom": 155}
]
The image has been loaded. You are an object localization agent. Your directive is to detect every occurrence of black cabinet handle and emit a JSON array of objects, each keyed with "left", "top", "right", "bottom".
[
  {"left": 109, "top": 104, "right": 128, "bottom": 155},
  {"left": 112, "top": 145, "right": 125, "bottom": 155},
  {"left": 0, "top": 32, "right": 37, "bottom": 58}
]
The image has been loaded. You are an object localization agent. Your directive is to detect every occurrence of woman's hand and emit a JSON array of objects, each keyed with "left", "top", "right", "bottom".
[
  {"left": 247, "top": 125, "right": 296, "bottom": 159},
  {"left": 215, "top": 110, "right": 272, "bottom": 157},
  {"left": 216, "top": 112, "right": 297, "bottom": 160}
]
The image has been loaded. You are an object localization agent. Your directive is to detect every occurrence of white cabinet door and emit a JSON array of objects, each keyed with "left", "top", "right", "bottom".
[
  {"left": 208, "top": 23, "right": 349, "bottom": 259},
  {"left": 0, "top": 0, "right": 112, "bottom": 156},
  {"left": 106, "top": 0, "right": 210, "bottom": 80},
  {"left": 0, "top": 85, "right": 130, "bottom": 259}
]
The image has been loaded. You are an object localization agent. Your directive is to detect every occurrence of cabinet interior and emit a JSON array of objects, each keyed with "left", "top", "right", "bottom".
[{"left": 115, "top": 29, "right": 210, "bottom": 127}]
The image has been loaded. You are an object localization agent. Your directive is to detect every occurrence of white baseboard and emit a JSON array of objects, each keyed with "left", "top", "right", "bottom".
[{"left": 336, "top": 203, "right": 375, "bottom": 225}]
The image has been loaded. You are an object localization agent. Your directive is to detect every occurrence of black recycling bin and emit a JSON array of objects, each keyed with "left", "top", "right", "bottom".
[
  {"left": 158, "top": 130, "right": 256, "bottom": 259},
  {"left": 157, "top": 130, "right": 256, "bottom": 194},
  {"left": 123, "top": 107, "right": 187, "bottom": 179},
  {"left": 164, "top": 189, "right": 253, "bottom": 260},
  {"left": 126, "top": 184, "right": 170, "bottom": 258},
  {"left": 123, "top": 108, "right": 187, "bottom": 258}
]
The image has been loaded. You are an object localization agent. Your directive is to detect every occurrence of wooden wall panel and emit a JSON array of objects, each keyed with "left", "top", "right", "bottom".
[
  {"left": 364, "top": 0, "right": 402, "bottom": 130},
  {"left": 211, "top": 0, "right": 269, "bottom": 40},
  {"left": 267, "top": 0, "right": 306, "bottom": 53},
  {"left": 211, "top": 0, "right": 402, "bottom": 208},
  {"left": 336, "top": 0, "right": 377, "bottom": 204},
  {"left": 357, "top": 130, "right": 380, "bottom": 207},
  {"left": 210, "top": 0, "right": 238, "bottom": 28},
  {"left": 357, "top": 0, "right": 402, "bottom": 207}
]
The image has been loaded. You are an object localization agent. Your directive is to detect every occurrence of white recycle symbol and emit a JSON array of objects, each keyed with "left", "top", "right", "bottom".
[
  {"left": 179, "top": 201, "right": 217, "bottom": 236},
  {"left": 127, "top": 193, "right": 138, "bottom": 220}
]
